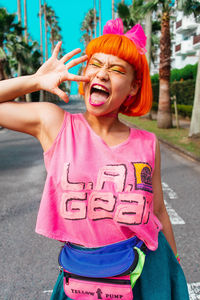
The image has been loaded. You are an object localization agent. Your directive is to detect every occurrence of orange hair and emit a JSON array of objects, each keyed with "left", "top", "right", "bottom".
[{"left": 79, "top": 34, "right": 152, "bottom": 116}]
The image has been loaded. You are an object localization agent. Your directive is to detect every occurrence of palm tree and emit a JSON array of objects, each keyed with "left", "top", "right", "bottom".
[
  {"left": 117, "top": 1, "right": 145, "bottom": 31},
  {"left": 181, "top": 0, "right": 200, "bottom": 137},
  {"left": 157, "top": 5, "right": 172, "bottom": 128},
  {"left": 117, "top": 1, "right": 160, "bottom": 64},
  {"left": 142, "top": 0, "right": 175, "bottom": 128},
  {"left": 0, "top": 8, "right": 24, "bottom": 80},
  {"left": 41, "top": 3, "right": 63, "bottom": 56},
  {"left": 118, "top": 0, "right": 172, "bottom": 128},
  {"left": 80, "top": 9, "right": 96, "bottom": 47}
]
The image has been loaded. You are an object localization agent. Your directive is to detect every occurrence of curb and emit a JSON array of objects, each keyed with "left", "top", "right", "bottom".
[{"left": 120, "top": 117, "right": 200, "bottom": 164}]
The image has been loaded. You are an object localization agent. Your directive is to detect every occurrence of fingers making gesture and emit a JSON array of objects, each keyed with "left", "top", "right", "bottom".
[{"left": 36, "top": 41, "right": 89, "bottom": 102}]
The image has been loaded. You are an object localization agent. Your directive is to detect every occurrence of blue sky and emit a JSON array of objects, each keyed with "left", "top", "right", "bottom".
[{"left": 1, "top": 0, "right": 132, "bottom": 94}]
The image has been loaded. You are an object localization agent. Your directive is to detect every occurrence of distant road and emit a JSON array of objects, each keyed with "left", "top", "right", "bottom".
[{"left": 0, "top": 97, "right": 199, "bottom": 299}]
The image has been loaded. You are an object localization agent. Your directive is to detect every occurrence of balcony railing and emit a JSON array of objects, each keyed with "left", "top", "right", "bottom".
[
  {"left": 176, "top": 20, "right": 182, "bottom": 29},
  {"left": 193, "top": 34, "right": 200, "bottom": 45},
  {"left": 175, "top": 44, "right": 181, "bottom": 52},
  {"left": 176, "top": 17, "right": 198, "bottom": 33}
]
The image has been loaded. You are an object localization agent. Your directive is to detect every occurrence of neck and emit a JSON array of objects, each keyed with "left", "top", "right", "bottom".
[{"left": 83, "top": 111, "right": 120, "bottom": 134}]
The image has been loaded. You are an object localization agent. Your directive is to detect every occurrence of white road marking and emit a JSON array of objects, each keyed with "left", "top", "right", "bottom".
[
  {"left": 188, "top": 282, "right": 200, "bottom": 300},
  {"left": 164, "top": 199, "right": 185, "bottom": 225},
  {"left": 43, "top": 290, "right": 53, "bottom": 294},
  {"left": 162, "top": 182, "right": 185, "bottom": 225},
  {"left": 162, "top": 182, "right": 178, "bottom": 199}
]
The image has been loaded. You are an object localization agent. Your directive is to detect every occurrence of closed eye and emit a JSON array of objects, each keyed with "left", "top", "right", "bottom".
[
  {"left": 89, "top": 61, "right": 101, "bottom": 68},
  {"left": 110, "top": 67, "right": 126, "bottom": 74}
]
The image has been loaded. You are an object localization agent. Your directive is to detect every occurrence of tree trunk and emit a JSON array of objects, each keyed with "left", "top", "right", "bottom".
[
  {"left": 50, "top": 28, "right": 55, "bottom": 53},
  {"left": 157, "top": 11, "right": 172, "bottom": 128},
  {"left": 99, "top": 0, "right": 101, "bottom": 36},
  {"left": 39, "top": 0, "right": 44, "bottom": 102},
  {"left": 112, "top": 0, "right": 114, "bottom": 19},
  {"left": 143, "top": 3, "right": 152, "bottom": 119},
  {"left": 145, "top": 7, "right": 152, "bottom": 70},
  {"left": 23, "top": 0, "right": 32, "bottom": 102},
  {"left": 39, "top": 0, "right": 43, "bottom": 63},
  {"left": 94, "top": 0, "right": 97, "bottom": 38},
  {"left": 17, "top": 0, "right": 22, "bottom": 24},
  {"left": 44, "top": 2, "right": 48, "bottom": 61},
  {"left": 189, "top": 50, "right": 200, "bottom": 137},
  {"left": 23, "top": 0, "right": 28, "bottom": 42},
  {"left": 17, "top": 0, "right": 22, "bottom": 78}
]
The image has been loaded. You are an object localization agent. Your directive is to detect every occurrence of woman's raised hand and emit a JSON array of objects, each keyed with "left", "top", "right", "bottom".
[{"left": 35, "top": 41, "right": 89, "bottom": 102}]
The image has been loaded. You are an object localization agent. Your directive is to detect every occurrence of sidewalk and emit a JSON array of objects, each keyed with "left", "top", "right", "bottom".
[{"left": 120, "top": 113, "right": 200, "bottom": 163}]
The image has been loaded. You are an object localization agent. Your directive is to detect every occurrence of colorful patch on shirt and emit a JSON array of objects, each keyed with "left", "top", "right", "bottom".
[{"left": 132, "top": 162, "right": 153, "bottom": 193}]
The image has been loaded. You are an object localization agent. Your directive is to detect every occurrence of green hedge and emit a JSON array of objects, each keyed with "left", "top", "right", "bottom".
[
  {"left": 170, "top": 80, "right": 195, "bottom": 105},
  {"left": 152, "top": 79, "right": 195, "bottom": 105},
  {"left": 170, "top": 64, "right": 197, "bottom": 81},
  {"left": 151, "top": 102, "right": 193, "bottom": 118},
  {"left": 151, "top": 63, "right": 197, "bottom": 83},
  {"left": 171, "top": 104, "right": 193, "bottom": 118}
]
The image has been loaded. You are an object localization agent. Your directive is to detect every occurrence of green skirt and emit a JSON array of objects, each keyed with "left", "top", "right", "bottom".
[{"left": 50, "top": 232, "right": 189, "bottom": 300}]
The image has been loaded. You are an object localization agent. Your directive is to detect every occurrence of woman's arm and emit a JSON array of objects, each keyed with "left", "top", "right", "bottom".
[
  {"left": 0, "top": 43, "right": 89, "bottom": 141},
  {"left": 152, "top": 138, "right": 178, "bottom": 255},
  {"left": 0, "top": 42, "right": 88, "bottom": 103}
]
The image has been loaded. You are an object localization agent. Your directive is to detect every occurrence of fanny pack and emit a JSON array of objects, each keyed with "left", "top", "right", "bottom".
[{"left": 59, "top": 237, "right": 149, "bottom": 300}]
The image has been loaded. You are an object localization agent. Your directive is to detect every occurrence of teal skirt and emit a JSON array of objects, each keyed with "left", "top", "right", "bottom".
[{"left": 50, "top": 232, "right": 189, "bottom": 300}]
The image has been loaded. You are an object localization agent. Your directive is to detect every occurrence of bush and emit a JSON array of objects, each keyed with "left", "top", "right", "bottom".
[
  {"left": 152, "top": 83, "right": 159, "bottom": 103},
  {"left": 170, "top": 64, "right": 197, "bottom": 82},
  {"left": 151, "top": 73, "right": 159, "bottom": 83},
  {"left": 151, "top": 101, "right": 192, "bottom": 118},
  {"left": 170, "top": 80, "right": 195, "bottom": 105},
  {"left": 151, "top": 63, "right": 197, "bottom": 83},
  {"left": 171, "top": 104, "right": 193, "bottom": 118},
  {"left": 151, "top": 80, "right": 195, "bottom": 105},
  {"left": 152, "top": 101, "right": 158, "bottom": 111}
]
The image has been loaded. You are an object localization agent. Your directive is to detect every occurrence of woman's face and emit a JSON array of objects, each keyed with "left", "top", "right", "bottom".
[{"left": 84, "top": 53, "right": 138, "bottom": 116}]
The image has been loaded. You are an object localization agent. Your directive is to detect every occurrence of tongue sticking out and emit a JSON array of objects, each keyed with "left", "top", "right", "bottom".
[{"left": 89, "top": 89, "right": 109, "bottom": 106}]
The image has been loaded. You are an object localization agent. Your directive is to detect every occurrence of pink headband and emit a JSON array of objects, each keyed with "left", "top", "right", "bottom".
[{"left": 103, "top": 18, "right": 147, "bottom": 55}]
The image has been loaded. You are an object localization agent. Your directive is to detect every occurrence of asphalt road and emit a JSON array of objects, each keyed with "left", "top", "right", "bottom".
[{"left": 0, "top": 99, "right": 200, "bottom": 299}]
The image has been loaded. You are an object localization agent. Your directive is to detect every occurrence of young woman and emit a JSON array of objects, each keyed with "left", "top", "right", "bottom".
[{"left": 0, "top": 19, "right": 189, "bottom": 299}]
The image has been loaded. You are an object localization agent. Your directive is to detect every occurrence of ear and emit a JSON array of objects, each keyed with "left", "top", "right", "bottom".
[{"left": 129, "top": 80, "right": 141, "bottom": 97}]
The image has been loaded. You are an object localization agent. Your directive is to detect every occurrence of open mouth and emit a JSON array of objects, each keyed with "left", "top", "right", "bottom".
[{"left": 89, "top": 84, "right": 110, "bottom": 106}]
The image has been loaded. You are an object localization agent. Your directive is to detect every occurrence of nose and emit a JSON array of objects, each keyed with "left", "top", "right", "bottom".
[{"left": 96, "top": 67, "right": 109, "bottom": 81}]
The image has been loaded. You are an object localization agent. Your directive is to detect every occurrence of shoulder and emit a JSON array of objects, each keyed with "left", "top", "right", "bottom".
[
  {"left": 37, "top": 102, "right": 68, "bottom": 151},
  {"left": 133, "top": 127, "right": 157, "bottom": 142},
  {"left": 39, "top": 102, "right": 66, "bottom": 129}
]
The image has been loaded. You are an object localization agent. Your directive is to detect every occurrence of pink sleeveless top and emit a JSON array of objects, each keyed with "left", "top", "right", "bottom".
[{"left": 35, "top": 112, "right": 162, "bottom": 250}]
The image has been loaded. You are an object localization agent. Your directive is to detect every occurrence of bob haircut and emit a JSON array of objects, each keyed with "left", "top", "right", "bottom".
[{"left": 79, "top": 34, "right": 152, "bottom": 117}]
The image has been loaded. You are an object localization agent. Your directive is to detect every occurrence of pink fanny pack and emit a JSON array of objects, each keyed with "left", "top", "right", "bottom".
[
  {"left": 59, "top": 237, "right": 149, "bottom": 300},
  {"left": 63, "top": 273, "right": 132, "bottom": 300}
]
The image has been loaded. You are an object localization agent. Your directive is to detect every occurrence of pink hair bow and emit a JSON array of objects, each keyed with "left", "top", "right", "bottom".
[{"left": 103, "top": 18, "right": 147, "bottom": 55}]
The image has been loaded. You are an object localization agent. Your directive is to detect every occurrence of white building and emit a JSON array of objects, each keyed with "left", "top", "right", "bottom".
[
  {"left": 150, "top": 10, "right": 200, "bottom": 74},
  {"left": 173, "top": 10, "right": 200, "bottom": 68}
]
